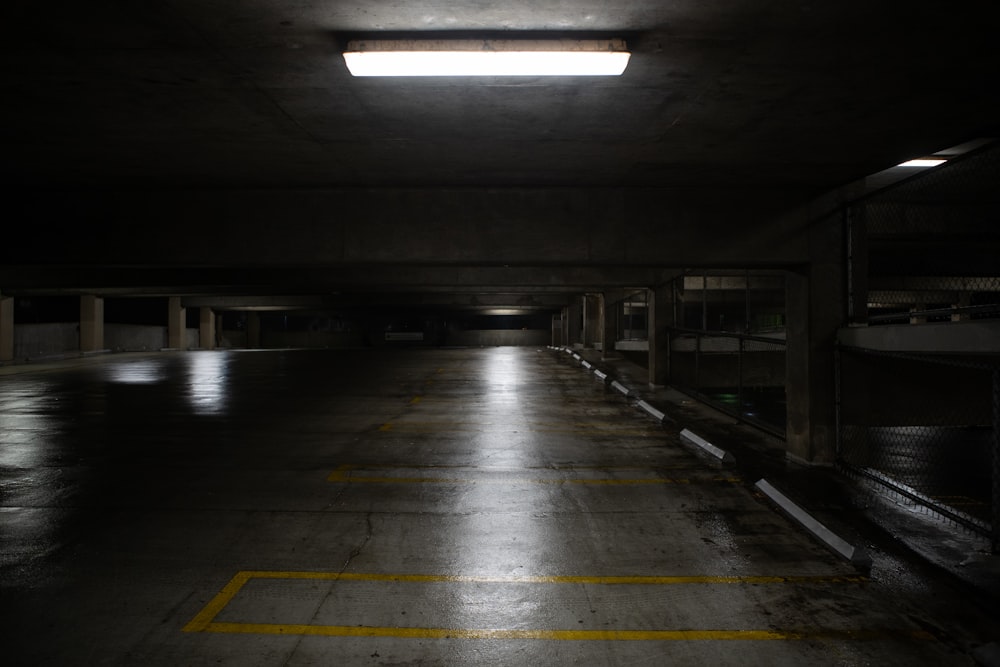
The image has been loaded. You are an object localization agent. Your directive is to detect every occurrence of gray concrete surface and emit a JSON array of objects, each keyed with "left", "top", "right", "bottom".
[{"left": 2, "top": 347, "right": 999, "bottom": 665}]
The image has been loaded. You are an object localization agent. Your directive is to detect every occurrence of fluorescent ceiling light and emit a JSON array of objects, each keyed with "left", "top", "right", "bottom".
[
  {"left": 897, "top": 158, "right": 947, "bottom": 168},
  {"left": 343, "top": 39, "right": 630, "bottom": 77}
]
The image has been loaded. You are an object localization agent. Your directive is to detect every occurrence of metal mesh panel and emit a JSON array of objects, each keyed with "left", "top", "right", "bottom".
[
  {"left": 837, "top": 346, "right": 997, "bottom": 535},
  {"left": 856, "top": 141, "right": 1000, "bottom": 324}
]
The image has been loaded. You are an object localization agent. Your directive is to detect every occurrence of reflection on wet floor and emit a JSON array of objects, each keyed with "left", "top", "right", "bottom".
[{"left": 1, "top": 348, "right": 997, "bottom": 665}]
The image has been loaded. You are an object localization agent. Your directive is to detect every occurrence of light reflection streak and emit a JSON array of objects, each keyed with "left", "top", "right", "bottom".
[
  {"left": 187, "top": 352, "right": 229, "bottom": 415},
  {"left": 108, "top": 359, "right": 166, "bottom": 385}
]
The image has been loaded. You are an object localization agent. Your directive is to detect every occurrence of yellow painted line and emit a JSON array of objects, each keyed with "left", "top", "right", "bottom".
[
  {"left": 196, "top": 622, "right": 932, "bottom": 642},
  {"left": 232, "top": 571, "right": 868, "bottom": 586},
  {"left": 409, "top": 396, "right": 422, "bottom": 404},
  {"left": 378, "top": 423, "right": 393, "bottom": 432},
  {"left": 374, "top": 422, "right": 658, "bottom": 436},
  {"left": 334, "top": 475, "right": 740, "bottom": 486},
  {"left": 326, "top": 464, "right": 739, "bottom": 485},
  {"left": 182, "top": 571, "right": 253, "bottom": 633},
  {"left": 184, "top": 570, "right": 879, "bottom": 639}
]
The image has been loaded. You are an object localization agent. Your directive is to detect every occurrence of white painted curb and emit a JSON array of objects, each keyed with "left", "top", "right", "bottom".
[
  {"left": 610, "top": 380, "right": 632, "bottom": 397},
  {"left": 679, "top": 428, "right": 734, "bottom": 463},
  {"left": 581, "top": 360, "right": 593, "bottom": 369},
  {"left": 754, "top": 478, "right": 872, "bottom": 570},
  {"left": 593, "top": 369, "right": 609, "bottom": 383},
  {"left": 636, "top": 399, "right": 666, "bottom": 423}
]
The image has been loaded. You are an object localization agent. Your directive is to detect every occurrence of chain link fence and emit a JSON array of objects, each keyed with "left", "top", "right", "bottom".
[
  {"left": 837, "top": 346, "right": 999, "bottom": 548},
  {"left": 851, "top": 140, "right": 1000, "bottom": 325}
]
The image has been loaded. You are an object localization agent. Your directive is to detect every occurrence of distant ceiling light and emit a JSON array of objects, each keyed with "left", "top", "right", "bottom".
[
  {"left": 343, "top": 39, "right": 630, "bottom": 77},
  {"left": 897, "top": 158, "right": 947, "bottom": 168}
]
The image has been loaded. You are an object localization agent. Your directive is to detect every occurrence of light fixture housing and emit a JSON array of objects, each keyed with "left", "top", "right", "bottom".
[
  {"left": 897, "top": 158, "right": 947, "bottom": 168},
  {"left": 343, "top": 38, "right": 631, "bottom": 77}
]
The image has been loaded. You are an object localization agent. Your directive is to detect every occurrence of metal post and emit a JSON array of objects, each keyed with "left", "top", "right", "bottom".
[
  {"left": 694, "top": 331, "right": 701, "bottom": 391},
  {"left": 992, "top": 370, "right": 999, "bottom": 554},
  {"left": 737, "top": 336, "right": 744, "bottom": 419}
]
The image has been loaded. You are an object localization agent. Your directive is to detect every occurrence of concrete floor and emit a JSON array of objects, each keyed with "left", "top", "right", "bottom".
[{"left": 1, "top": 347, "right": 996, "bottom": 665}]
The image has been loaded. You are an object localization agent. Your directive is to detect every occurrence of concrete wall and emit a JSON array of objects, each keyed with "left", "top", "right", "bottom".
[
  {"left": 105, "top": 323, "right": 168, "bottom": 352},
  {"left": 446, "top": 329, "right": 550, "bottom": 347},
  {"left": 13, "top": 323, "right": 78, "bottom": 360},
  {"left": 11, "top": 323, "right": 200, "bottom": 360}
]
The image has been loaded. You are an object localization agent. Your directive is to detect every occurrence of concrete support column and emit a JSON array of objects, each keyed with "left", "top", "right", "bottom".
[
  {"left": 785, "top": 222, "right": 845, "bottom": 464},
  {"left": 648, "top": 284, "right": 673, "bottom": 386},
  {"left": 582, "top": 294, "right": 600, "bottom": 348},
  {"left": 566, "top": 298, "right": 582, "bottom": 348},
  {"left": 215, "top": 313, "right": 224, "bottom": 348},
  {"left": 550, "top": 314, "right": 563, "bottom": 347},
  {"left": 248, "top": 312, "right": 261, "bottom": 349},
  {"left": 79, "top": 295, "right": 104, "bottom": 353},
  {"left": 601, "top": 290, "right": 622, "bottom": 360},
  {"left": 0, "top": 294, "right": 13, "bottom": 362},
  {"left": 199, "top": 307, "right": 216, "bottom": 350},
  {"left": 167, "top": 296, "right": 186, "bottom": 349}
]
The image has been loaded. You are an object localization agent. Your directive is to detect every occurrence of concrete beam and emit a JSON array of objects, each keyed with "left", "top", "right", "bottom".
[
  {"left": 2, "top": 188, "right": 806, "bottom": 270},
  {"left": 838, "top": 320, "right": 1000, "bottom": 354}
]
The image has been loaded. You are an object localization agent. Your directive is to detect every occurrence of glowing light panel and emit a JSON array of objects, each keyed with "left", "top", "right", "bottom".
[
  {"left": 344, "top": 39, "right": 630, "bottom": 77},
  {"left": 898, "top": 159, "right": 946, "bottom": 168}
]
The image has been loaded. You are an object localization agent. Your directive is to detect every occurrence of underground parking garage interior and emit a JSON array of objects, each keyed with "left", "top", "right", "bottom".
[{"left": 2, "top": 2, "right": 1000, "bottom": 665}]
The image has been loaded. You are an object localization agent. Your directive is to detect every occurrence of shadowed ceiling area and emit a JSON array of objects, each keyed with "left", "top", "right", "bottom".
[
  {"left": 4, "top": 1, "right": 997, "bottom": 192},
  {"left": 1, "top": 1, "right": 999, "bottom": 305}
]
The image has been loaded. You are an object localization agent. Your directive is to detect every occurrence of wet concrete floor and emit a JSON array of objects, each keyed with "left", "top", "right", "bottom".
[{"left": 1, "top": 347, "right": 996, "bottom": 665}]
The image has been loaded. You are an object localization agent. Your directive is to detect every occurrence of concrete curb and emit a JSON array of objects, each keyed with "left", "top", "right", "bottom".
[
  {"left": 754, "top": 478, "right": 872, "bottom": 570},
  {"left": 593, "top": 369, "right": 610, "bottom": 383},
  {"left": 636, "top": 399, "right": 667, "bottom": 424},
  {"left": 679, "top": 428, "right": 735, "bottom": 463},
  {"left": 610, "top": 380, "right": 632, "bottom": 397}
]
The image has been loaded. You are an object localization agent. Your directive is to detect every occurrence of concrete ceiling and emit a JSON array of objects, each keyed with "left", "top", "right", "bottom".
[{"left": 2, "top": 1, "right": 999, "bottom": 308}]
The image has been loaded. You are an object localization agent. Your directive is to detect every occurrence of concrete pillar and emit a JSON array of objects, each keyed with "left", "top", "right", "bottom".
[
  {"left": 167, "top": 296, "right": 186, "bottom": 349},
  {"left": 648, "top": 284, "right": 672, "bottom": 386},
  {"left": 785, "top": 218, "right": 845, "bottom": 464},
  {"left": 199, "top": 307, "right": 215, "bottom": 350},
  {"left": 79, "top": 295, "right": 104, "bottom": 352},
  {"left": 582, "top": 294, "right": 600, "bottom": 348},
  {"left": 0, "top": 294, "right": 13, "bottom": 362},
  {"left": 566, "top": 298, "right": 582, "bottom": 348},
  {"left": 215, "top": 313, "right": 224, "bottom": 348},
  {"left": 550, "top": 314, "right": 563, "bottom": 347},
  {"left": 248, "top": 311, "right": 261, "bottom": 348},
  {"left": 601, "top": 290, "right": 622, "bottom": 360}
]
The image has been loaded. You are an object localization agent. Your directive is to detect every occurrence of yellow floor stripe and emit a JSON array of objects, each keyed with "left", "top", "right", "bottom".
[
  {"left": 184, "top": 570, "right": 886, "bottom": 640},
  {"left": 235, "top": 571, "right": 868, "bottom": 585},
  {"left": 373, "top": 421, "right": 659, "bottom": 436},
  {"left": 327, "top": 464, "right": 738, "bottom": 485},
  {"left": 196, "top": 622, "right": 932, "bottom": 642}
]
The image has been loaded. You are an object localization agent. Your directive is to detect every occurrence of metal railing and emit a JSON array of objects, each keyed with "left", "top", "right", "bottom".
[{"left": 668, "top": 327, "right": 786, "bottom": 437}]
